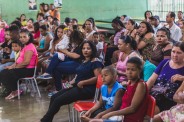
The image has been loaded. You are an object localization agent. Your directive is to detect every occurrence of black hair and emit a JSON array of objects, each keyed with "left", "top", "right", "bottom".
[
  {"left": 174, "top": 42, "right": 184, "bottom": 52},
  {"left": 112, "top": 17, "right": 125, "bottom": 28},
  {"left": 178, "top": 11, "right": 183, "bottom": 14},
  {"left": 144, "top": 10, "right": 153, "bottom": 19},
  {"left": 72, "top": 18, "right": 78, "bottom": 23},
  {"left": 88, "top": 17, "right": 96, "bottom": 27},
  {"left": 122, "top": 15, "right": 127, "bottom": 18},
  {"left": 9, "top": 25, "right": 19, "bottom": 32},
  {"left": 39, "top": 24, "right": 47, "bottom": 31},
  {"left": 12, "top": 39, "right": 23, "bottom": 47},
  {"left": 37, "top": 13, "right": 44, "bottom": 19},
  {"left": 53, "top": 25, "right": 66, "bottom": 43},
  {"left": 70, "top": 30, "right": 84, "bottom": 45},
  {"left": 20, "top": 28, "right": 34, "bottom": 45},
  {"left": 43, "top": 4, "right": 49, "bottom": 12},
  {"left": 20, "top": 14, "right": 26, "bottom": 20},
  {"left": 127, "top": 57, "right": 143, "bottom": 70},
  {"left": 93, "top": 32, "right": 99, "bottom": 36},
  {"left": 11, "top": 20, "right": 21, "bottom": 29},
  {"left": 33, "top": 22, "right": 40, "bottom": 32},
  {"left": 157, "top": 27, "right": 171, "bottom": 40},
  {"left": 169, "top": 12, "right": 176, "bottom": 19},
  {"left": 128, "top": 19, "right": 139, "bottom": 29},
  {"left": 140, "top": 21, "right": 154, "bottom": 36},
  {"left": 73, "top": 25, "right": 79, "bottom": 30},
  {"left": 5, "top": 28, "right": 9, "bottom": 32},
  {"left": 102, "top": 66, "right": 117, "bottom": 76},
  {"left": 85, "top": 19, "right": 94, "bottom": 27},
  {"left": 28, "top": 18, "right": 34, "bottom": 23},
  {"left": 80, "top": 41, "right": 97, "bottom": 60},
  {"left": 120, "top": 35, "right": 137, "bottom": 50},
  {"left": 65, "top": 17, "right": 71, "bottom": 23}
]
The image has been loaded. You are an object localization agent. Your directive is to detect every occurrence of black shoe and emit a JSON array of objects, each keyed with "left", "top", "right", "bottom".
[{"left": 0, "top": 88, "right": 11, "bottom": 97}]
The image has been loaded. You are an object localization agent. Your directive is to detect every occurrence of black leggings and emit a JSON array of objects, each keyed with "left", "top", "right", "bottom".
[
  {"left": 0, "top": 68, "right": 34, "bottom": 91},
  {"left": 41, "top": 86, "right": 95, "bottom": 122}
]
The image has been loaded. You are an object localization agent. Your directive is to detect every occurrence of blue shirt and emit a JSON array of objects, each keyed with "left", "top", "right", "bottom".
[
  {"left": 101, "top": 81, "right": 124, "bottom": 109},
  {"left": 143, "top": 60, "right": 156, "bottom": 81},
  {"left": 75, "top": 60, "right": 103, "bottom": 93}
]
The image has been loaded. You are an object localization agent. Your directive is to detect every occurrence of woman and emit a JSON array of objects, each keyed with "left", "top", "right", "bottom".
[
  {"left": 20, "top": 14, "right": 27, "bottom": 27},
  {"left": 104, "top": 17, "right": 125, "bottom": 66},
  {"left": 124, "top": 19, "right": 138, "bottom": 40},
  {"left": 135, "top": 21, "right": 155, "bottom": 61},
  {"left": 147, "top": 42, "right": 184, "bottom": 113},
  {"left": 38, "top": 30, "right": 84, "bottom": 91},
  {"left": 144, "top": 10, "right": 152, "bottom": 22},
  {"left": 0, "top": 29, "right": 38, "bottom": 99},
  {"left": 37, "top": 25, "right": 53, "bottom": 55},
  {"left": 33, "top": 22, "right": 40, "bottom": 46},
  {"left": 84, "top": 19, "right": 96, "bottom": 41},
  {"left": 40, "top": 41, "right": 103, "bottom": 122},
  {"left": 25, "top": 18, "right": 34, "bottom": 33},
  {"left": 37, "top": 25, "right": 67, "bottom": 74},
  {"left": 150, "top": 27, "right": 172, "bottom": 66},
  {"left": 153, "top": 80, "right": 184, "bottom": 122},
  {"left": 115, "top": 35, "right": 138, "bottom": 83}
]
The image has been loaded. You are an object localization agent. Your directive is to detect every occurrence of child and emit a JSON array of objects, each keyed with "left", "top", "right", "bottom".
[
  {"left": 93, "top": 32, "right": 104, "bottom": 62},
  {"left": 11, "top": 40, "right": 22, "bottom": 61},
  {"left": 90, "top": 57, "right": 149, "bottom": 122},
  {"left": 81, "top": 66, "right": 124, "bottom": 122}
]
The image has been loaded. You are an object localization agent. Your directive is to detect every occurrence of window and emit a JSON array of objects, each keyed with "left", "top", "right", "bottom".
[{"left": 148, "top": 0, "right": 184, "bottom": 21}]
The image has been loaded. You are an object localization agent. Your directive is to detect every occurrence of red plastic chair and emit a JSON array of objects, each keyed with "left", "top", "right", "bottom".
[
  {"left": 146, "top": 95, "right": 156, "bottom": 122},
  {"left": 17, "top": 55, "right": 41, "bottom": 99},
  {"left": 72, "top": 74, "right": 103, "bottom": 122}
]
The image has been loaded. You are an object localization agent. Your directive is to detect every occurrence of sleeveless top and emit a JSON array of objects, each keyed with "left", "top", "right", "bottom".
[
  {"left": 101, "top": 81, "right": 123, "bottom": 109},
  {"left": 120, "top": 80, "right": 148, "bottom": 122},
  {"left": 116, "top": 52, "right": 128, "bottom": 82},
  {"left": 139, "top": 36, "right": 155, "bottom": 61},
  {"left": 150, "top": 43, "right": 171, "bottom": 66}
]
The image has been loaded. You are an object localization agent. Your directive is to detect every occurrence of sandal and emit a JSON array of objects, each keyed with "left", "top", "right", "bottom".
[{"left": 5, "top": 90, "right": 23, "bottom": 100}]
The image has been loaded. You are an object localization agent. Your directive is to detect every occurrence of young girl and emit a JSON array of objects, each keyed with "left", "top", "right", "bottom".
[
  {"left": 90, "top": 57, "right": 148, "bottom": 122},
  {"left": 81, "top": 66, "right": 124, "bottom": 122}
]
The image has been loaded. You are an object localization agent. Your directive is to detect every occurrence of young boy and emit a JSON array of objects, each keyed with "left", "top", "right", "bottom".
[
  {"left": 11, "top": 40, "right": 22, "bottom": 61},
  {"left": 93, "top": 32, "right": 104, "bottom": 62},
  {"left": 81, "top": 66, "right": 124, "bottom": 122}
]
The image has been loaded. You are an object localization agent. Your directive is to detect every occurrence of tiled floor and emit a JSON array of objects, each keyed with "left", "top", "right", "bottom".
[{"left": 0, "top": 87, "right": 70, "bottom": 122}]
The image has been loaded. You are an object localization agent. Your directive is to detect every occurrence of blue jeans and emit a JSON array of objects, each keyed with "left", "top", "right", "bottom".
[
  {"left": 46, "top": 53, "right": 72, "bottom": 75},
  {"left": 46, "top": 53, "right": 80, "bottom": 90}
]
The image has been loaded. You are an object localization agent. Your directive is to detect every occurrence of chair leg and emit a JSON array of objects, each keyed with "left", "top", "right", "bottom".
[
  {"left": 33, "top": 78, "right": 41, "bottom": 98},
  {"left": 68, "top": 104, "right": 71, "bottom": 122},
  {"left": 72, "top": 107, "right": 75, "bottom": 122},
  {"left": 17, "top": 80, "right": 20, "bottom": 99}
]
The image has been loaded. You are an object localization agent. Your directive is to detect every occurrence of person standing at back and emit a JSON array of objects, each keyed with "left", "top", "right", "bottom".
[{"left": 165, "top": 11, "right": 182, "bottom": 42}]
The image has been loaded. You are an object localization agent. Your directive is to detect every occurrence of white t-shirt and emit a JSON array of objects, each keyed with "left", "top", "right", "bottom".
[
  {"left": 96, "top": 42, "right": 104, "bottom": 61},
  {"left": 166, "top": 23, "right": 182, "bottom": 42}
]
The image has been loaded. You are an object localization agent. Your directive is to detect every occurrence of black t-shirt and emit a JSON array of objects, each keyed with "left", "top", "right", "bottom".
[{"left": 1, "top": 41, "right": 12, "bottom": 59}]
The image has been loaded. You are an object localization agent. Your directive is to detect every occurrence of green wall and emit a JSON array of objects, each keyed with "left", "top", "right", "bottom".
[{"left": 0, "top": 0, "right": 147, "bottom": 24}]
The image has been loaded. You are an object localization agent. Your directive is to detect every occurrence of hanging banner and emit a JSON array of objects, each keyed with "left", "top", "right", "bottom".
[{"left": 29, "top": 0, "right": 37, "bottom": 10}]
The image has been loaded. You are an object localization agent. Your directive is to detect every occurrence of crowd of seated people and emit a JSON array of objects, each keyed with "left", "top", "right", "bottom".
[{"left": 0, "top": 3, "right": 184, "bottom": 122}]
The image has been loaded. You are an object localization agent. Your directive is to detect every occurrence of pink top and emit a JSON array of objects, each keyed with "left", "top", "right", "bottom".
[
  {"left": 114, "top": 29, "right": 125, "bottom": 45},
  {"left": 16, "top": 43, "right": 37, "bottom": 68},
  {"left": 116, "top": 52, "right": 128, "bottom": 82},
  {"left": 0, "top": 29, "right": 5, "bottom": 43},
  {"left": 120, "top": 80, "right": 148, "bottom": 122}
]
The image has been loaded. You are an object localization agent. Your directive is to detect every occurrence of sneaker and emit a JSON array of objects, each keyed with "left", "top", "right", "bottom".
[
  {"left": 48, "top": 91, "right": 58, "bottom": 98},
  {"left": 37, "top": 74, "right": 52, "bottom": 80}
]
